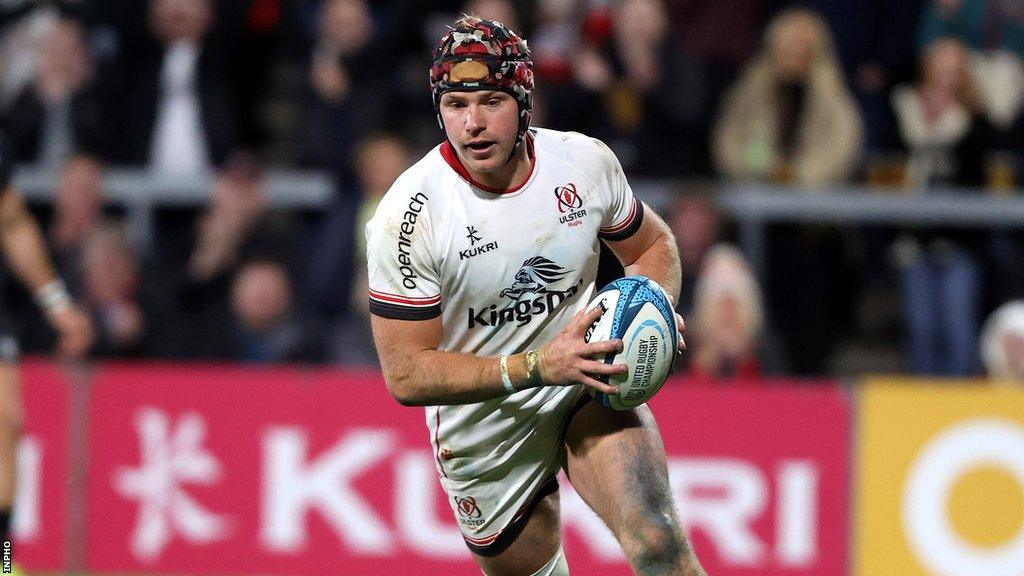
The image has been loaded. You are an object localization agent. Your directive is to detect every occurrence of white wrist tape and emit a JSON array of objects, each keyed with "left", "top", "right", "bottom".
[
  {"left": 35, "top": 279, "right": 72, "bottom": 313},
  {"left": 499, "top": 355, "right": 516, "bottom": 394}
]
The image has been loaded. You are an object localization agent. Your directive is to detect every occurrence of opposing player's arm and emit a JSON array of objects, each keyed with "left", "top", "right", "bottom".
[
  {"left": 0, "top": 187, "right": 94, "bottom": 358},
  {"left": 0, "top": 187, "right": 60, "bottom": 294},
  {"left": 372, "top": 309, "right": 623, "bottom": 406},
  {"left": 605, "top": 203, "right": 681, "bottom": 306}
]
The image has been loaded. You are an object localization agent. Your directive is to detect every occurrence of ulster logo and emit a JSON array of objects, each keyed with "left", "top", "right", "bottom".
[
  {"left": 454, "top": 496, "right": 485, "bottom": 527},
  {"left": 455, "top": 496, "right": 482, "bottom": 519},
  {"left": 555, "top": 183, "right": 583, "bottom": 212},
  {"left": 460, "top": 225, "right": 498, "bottom": 260},
  {"left": 555, "top": 183, "right": 587, "bottom": 227},
  {"left": 468, "top": 256, "right": 582, "bottom": 328}
]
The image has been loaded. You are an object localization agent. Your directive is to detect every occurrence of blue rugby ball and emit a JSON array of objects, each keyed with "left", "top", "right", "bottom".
[{"left": 584, "top": 276, "right": 678, "bottom": 410}]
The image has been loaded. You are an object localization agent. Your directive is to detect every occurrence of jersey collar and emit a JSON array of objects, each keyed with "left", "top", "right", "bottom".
[{"left": 440, "top": 134, "right": 536, "bottom": 195}]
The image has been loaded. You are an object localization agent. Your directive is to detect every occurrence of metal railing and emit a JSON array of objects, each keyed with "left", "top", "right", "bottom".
[
  {"left": 717, "top": 184, "right": 1024, "bottom": 276},
  {"left": 13, "top": 165, "right": 336, "bottom": 254},
  {"left": 16, "top": 165, "right": 1024, "bottom": 276}
]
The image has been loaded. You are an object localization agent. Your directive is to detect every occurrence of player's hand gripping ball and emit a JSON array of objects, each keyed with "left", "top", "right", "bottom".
[{"left": 584, "top": 276, "right": 679, "bottom": 410}]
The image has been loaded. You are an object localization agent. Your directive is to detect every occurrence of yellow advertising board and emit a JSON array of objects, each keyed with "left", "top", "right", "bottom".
[{"left": 855, "top": 379, "right": 1024, "bottom": 576}]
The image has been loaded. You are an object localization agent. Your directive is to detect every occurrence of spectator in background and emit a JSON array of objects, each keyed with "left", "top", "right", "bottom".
[
  {"left": 891, "top": 37, "right": 993, "bottom": 375},
  {"left": 713, "top": 9, "right": 863, "bottom": 376},
  {"left": 687, "top": 244, "right": 785, "bottom": 380},
  {"left": 111, "top": 0, "right": 236, "bottom": 172},
  {"left": 0, "top": 1, "right": 75, "bottom": 106},
  {"left": 349, "top": 134, "right": 412, "bottom": 318},
  {"left": 980, "top": 300, "right": 1024, "bottom": 382},
  {"left": 188, "top": 162, "right": 268, "bottom": 283},
  {"left": 973, "top": 49, "right": 1024, "bottom": 305},
  {"left": 913, "top": 0, "right": 1024, "bottom": 152},
  {"left": 575, "top": 0, "right": 709, "bottom": 176},
  {"left": 971, "top": 49, "right": 1024, "bottom": 147},
  {"left": 80, "top": 223, "right": 147, "bottom": 356},
  {"left": 308, "top": 133, "right": 412, "bottom": 365},
  {"left": 4, "top": 17, "right": 109, "bottom": 167},
  {"left": 712, "top": 8, "right": 863, "bottom": 186},
  {"left": 153, "top": 156, "right": 302, "bottom": 359},
  {"left": 295, "top": 1, "right": 417, "bottom": 310},
  {"left": 668, "top": 193, "right": 722, "bottom": 316},
  {"left": 300, "top": 0, "right": 395, "bottom": 180},
  {"left": 917, "top": 0, "right": 1024, "bottom": 150},
  {"left": 187, "top": 156, "right": 303, "bottom": 285},
  {"left": 230, "top": 259, "right": 323, "bottom": 363},
  {"left": 893, "top": 37, "right": 992, "bottom": 187},
  {"left": 49, "top": 155, "right": 105, "bottom": 285}
]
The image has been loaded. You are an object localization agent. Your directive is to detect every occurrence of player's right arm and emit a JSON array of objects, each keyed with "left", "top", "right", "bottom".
[{"left": 371, "top": 307, "right": 623, "bottom": 406}]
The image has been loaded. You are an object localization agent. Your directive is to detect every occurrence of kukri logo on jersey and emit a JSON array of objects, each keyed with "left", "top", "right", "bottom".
[
  {"left": 459, "top": 225, "right": 499, "bottom": 260},
  {"left": 467, "top": 256, "right": 582, "bottom": 328}
]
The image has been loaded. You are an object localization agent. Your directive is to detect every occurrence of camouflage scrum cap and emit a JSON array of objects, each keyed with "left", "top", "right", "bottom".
[{"left": 430, "top": 16, "right": 534, "bottom": 147}]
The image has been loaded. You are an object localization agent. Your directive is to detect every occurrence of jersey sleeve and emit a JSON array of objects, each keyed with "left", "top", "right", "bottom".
[
  {"left": 593, "top": 139, "right": 644, "bottom": 241},
  {"left": 365, "top": 187, "right": 443, "bottom": 320}
]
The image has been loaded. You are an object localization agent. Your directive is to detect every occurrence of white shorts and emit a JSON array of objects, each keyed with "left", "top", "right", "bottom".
[{"left": 430, "top": 385, "right": 589, "bottom": 556}]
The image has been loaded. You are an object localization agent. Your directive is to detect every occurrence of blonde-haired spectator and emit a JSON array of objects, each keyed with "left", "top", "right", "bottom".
[
  {"left": 712, "top": 8, "right": 863, "bottom": 186},
  {"left": 688, "top": 244, "right": 785, "bottom": 380},
  {"left": 713, "top": 9, "right": 859, "bottom": 375},
  {"left": 980, "top": 301, "right": 1024, "bottom": 382}
]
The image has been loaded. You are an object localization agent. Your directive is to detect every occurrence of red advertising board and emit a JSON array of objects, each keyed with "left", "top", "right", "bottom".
[
  {"left": 14, "top": 359, "right": 70, "bottom": 572},
  {"left": 83, "top": 364, "right": 849, "bottom": 575},
  {"left": 640, "top": 381, "right": 850, "bottom": 576}
]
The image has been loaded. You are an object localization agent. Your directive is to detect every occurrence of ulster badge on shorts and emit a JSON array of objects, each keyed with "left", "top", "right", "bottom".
[{"left": 454, "top": 495, "right": 486, "bottom": 528}]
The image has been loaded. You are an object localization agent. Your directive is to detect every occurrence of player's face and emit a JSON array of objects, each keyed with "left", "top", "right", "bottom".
[{"left": 439, "top": 90, "right": 520, "bottom": 176}]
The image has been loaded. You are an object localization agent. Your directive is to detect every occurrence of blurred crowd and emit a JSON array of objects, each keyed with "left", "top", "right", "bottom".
[{"left": 1, "top": 0, "right": 1023, "bottom": 381}]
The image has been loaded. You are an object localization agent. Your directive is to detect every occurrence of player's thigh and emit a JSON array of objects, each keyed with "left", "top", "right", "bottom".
[
  {"left": 0, "top": 362, "right": 23, "bottom": 432},
  {"left": 472, "top": 489, "right": 562, "bottom": 576},
  {"left": 563, "top": 401, "right": 678, "bottom": 542}
]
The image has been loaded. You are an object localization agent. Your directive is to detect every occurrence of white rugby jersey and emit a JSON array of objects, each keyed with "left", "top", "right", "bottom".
[{"left": 366, "top": 127, "right": 643, "bottom": 479}]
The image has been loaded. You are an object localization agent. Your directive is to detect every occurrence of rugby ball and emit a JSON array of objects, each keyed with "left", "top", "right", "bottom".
[{"left": 584, "top": 276, "right": 678, "bottom": 410}]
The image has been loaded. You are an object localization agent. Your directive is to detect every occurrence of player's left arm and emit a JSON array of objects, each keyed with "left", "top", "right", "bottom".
[
  {"left": 604, "top": 203, "right": 685, "bottom": 347},
  {"left": 0, "top": 187, "right": 94, "bottom": 358},
  {"left": 604, "top": 203, "right": 681, "bottom": 304}
]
